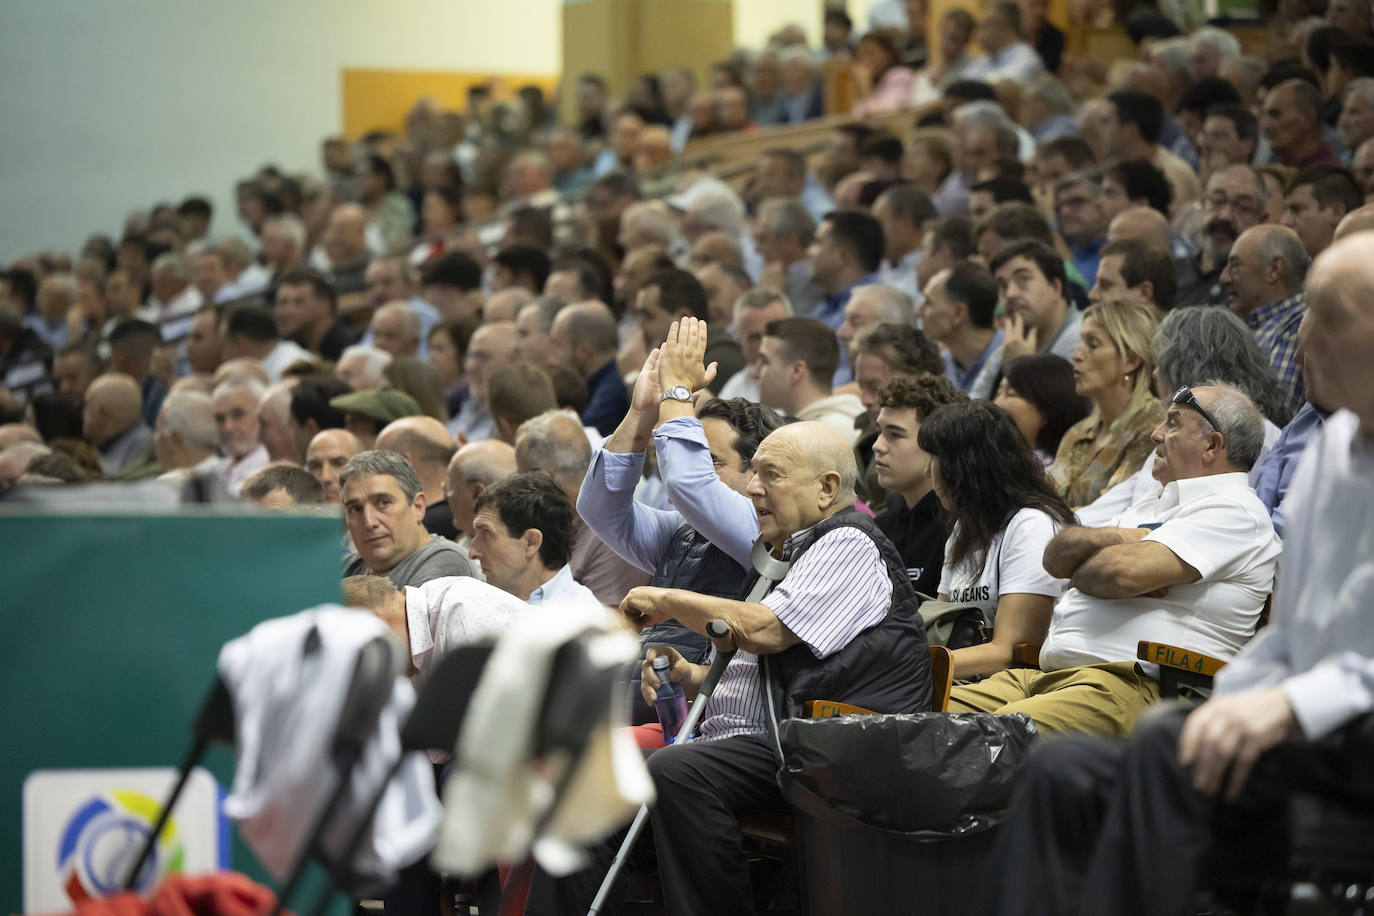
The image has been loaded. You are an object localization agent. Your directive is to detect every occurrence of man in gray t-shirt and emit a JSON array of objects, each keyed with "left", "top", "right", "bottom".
[{"left": 339, "top": 449, "right": 477, "bottom": 587}]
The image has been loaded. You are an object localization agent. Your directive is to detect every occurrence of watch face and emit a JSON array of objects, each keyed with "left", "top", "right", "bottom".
[{"left": 664, "top": 385, "right": 692, "bottom": 402}]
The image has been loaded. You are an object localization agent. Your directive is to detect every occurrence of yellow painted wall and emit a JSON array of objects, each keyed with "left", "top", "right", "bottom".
[{"left": 342, "top": 70, "right": 561, "bottom": 140}]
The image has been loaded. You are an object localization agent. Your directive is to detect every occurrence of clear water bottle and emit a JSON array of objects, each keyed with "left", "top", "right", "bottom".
[{"left": 652, "top": 654, "right": 688, "bottom": 743}]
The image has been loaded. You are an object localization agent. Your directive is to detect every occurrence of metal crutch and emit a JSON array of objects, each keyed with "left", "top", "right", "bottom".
[
  {"left": 589, "top": 539, "right": 795, "bottom": 915},
  {"left": 588, "top": 618, "right": 735, "bottom": 916}
]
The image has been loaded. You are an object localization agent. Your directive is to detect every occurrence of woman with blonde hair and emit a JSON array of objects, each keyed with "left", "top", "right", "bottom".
[{"left": 1048, "top": 297, "right": 1163, "bottom": 508}]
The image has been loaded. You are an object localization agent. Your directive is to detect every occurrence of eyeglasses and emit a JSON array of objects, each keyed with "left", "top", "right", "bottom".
[{"left": 1171, "top": 386, "right": 1222, "bottom": 433}]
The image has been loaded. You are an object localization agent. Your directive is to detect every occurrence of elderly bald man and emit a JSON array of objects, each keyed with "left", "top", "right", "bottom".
[
  {"left": 367, "top": 302, "right": 421, "bottom": 358},
  {"left": 83, "top": 373, "right": 156, "bottom": 476},
  {"left": 529, "top": 419, "right": 931, "bottom": 914},
  {"left": 376, "top": 415, "right": 460, "bottom": 540},
  {"left": 258, "top": 379, "right": 302, "bottom": 463},
  {"left": 449, "top": 320, "right": 517, "bottom": 443}
]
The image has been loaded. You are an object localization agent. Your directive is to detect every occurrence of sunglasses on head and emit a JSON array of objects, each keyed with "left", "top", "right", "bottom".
[{"left": 1171, "top": 386, "right": 1222, "bottom": 433}]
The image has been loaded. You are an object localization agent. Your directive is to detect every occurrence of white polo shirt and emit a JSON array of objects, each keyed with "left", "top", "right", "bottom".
[
  {"left": 1039, "top": 472, "right": 1282, "bottom": 672},
  {"left": 405, "top": 576, "right": 527, "bottom": 677}
]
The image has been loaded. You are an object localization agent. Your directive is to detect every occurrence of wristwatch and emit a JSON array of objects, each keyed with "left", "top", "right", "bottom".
[{"left": 660, "top": 385, "right": 693, "bottom": 403}]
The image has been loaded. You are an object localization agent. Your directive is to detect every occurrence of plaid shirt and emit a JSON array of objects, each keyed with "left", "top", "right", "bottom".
[{"left": 1248, "top": 293, "right": 1307, "bottom": 415}]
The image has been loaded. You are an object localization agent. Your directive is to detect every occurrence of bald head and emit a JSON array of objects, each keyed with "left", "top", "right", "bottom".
[
  {"left": 304, "top": 427, "right": 362, "bottom": 503},
  {"left": 549, "top": 301, "right": 619, "bottom": 375},
  {"left": 0, "top": 423, "right": 42, "bottom": 451},
  {"left": 749, "top": 421, "right": 856, "bottom": 546},
  {"left": 327, "top": 203, "right": 369, "bottom": 263},
  {"left": 376, "top": 415, "right": 457, "bottom": 472},
  {"left": 447, "top": 439, "right": 518, "bottom": 534},
  {"left": 1107, "top": 205, "right": 1172, "bottom": 249},
  {"left": 484, "top": 288, "right": 534, "bottom": 323},
  {"left": 688, "top": 231, "right": 746, "bottom": 271},
  {"left": 1305, "top": 232, "right": 1374, "bottom": 420},
  {"left": 514, "top": 410, "right": 593, "bottom": 499},
  {"left": 213, "top": 357, "right": 270, "bottom": 389},
  {"left": 369, "top": 302, "right": 421, "bottom": 357},
  {"left": 1335, "top": 202, "right": 1374, "bottom": 241},
  {"left": 465, "top": 321, "right": 519, "bottom": 399},
  {"left": 83, "top": 373, "right": 143, "bottom": 445}
]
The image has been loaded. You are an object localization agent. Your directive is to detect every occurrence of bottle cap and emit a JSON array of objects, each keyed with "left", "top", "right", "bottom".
[{"left": 651, "top": 654, "right": 670, "bottom": 670}]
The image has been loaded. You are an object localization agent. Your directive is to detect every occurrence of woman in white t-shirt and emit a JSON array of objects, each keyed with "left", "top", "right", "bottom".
[{"left": 917, "top": 400, "right": 1076, "bottom": 679}]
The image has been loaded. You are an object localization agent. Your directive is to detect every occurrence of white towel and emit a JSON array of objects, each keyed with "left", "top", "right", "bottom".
[
  {"left": 431, "top": 603, "right": 652, "bottom": 876},
  {"left": 217, "top": 606, "right": 441, "bottom": 886}
]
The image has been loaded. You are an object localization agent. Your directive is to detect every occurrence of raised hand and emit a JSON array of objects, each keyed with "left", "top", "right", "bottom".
[
  {"left": 659, "top": 317, "right": 719, "bottom": 393},
  {"left": 630, "top": 348, "right": 663, "bottom": 413}
]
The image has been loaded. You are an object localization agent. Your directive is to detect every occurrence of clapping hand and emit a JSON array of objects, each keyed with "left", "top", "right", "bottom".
[{"left": 658, "top": 317, "right": 718, "bottom": 393}]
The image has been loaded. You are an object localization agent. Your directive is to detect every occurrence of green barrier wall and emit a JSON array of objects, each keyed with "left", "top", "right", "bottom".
[{"left": 1, "top": 510, "right": 347, "bottom": 912}]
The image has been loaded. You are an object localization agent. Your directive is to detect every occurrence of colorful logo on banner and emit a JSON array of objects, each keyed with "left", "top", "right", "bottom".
[{"left": 56, "top": 790, "right": 185, "bottom": 903}]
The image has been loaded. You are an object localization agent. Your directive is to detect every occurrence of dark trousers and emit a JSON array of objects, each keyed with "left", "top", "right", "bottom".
[
  {"left": 976, "top": 703, "right": 1374, "bottom": 916},
  {"left": 525, "top": 732, "right": 786, "bottom": 916}
]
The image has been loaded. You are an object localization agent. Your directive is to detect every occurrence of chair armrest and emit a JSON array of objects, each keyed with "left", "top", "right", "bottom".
[
  {"left": 1136, "top": 641, "right": 1228, "bottom": 677},
  {"left": 1011, "top": 643, "right": 1040, "bottom": 668},
  {"left": 803, "top": 699, "right": 878, "bottom": 718}
]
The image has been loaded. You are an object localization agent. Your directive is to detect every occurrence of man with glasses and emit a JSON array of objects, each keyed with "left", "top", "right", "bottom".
[
  {"left": 948, "top": 383, "right": 1281, "bottom": 737},
  {"left": 1177, "top": 165, "right": 1269, "bottom": 310},
  {"left": 579, "top": 317, "right": 790, "bottom": 719}
]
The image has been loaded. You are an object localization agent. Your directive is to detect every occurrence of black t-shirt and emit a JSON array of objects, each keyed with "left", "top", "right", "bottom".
[{"left": 873, "top": 490, "right": 949, "bottom": 601}]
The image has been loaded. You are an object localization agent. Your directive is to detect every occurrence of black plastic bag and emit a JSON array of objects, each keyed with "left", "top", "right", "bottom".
[{"left": 777, "top": 712, "right": 1038, "bottom": 837}]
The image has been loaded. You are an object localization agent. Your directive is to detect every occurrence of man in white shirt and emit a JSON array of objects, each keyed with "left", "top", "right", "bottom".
[
  {"left": 343, "top": 573, "right": 524, "bottom": 679},
  {"left": 975, "top": 225, "right": 1374, "bottom": 916},
  {"left": 949, "top": 384, "right": 1281, "bottom": 737},
  {"left": 212, "top": 377, "right": 270, "bottom": 496},
  {"left": 467, "top": 471, "right": 602, "bottom": 611},
  {"left": 755, "top": 317, "right": 865, "bottom": 445}
]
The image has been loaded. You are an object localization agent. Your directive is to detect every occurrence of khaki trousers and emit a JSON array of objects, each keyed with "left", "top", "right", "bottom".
[{"left": 947, "top": 662, "right": 1161, "bottom": 737}]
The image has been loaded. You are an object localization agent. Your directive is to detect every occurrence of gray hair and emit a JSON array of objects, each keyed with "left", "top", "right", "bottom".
[
  {"left": 212, "top": 376, "right": 267, "bottom": 404},
  {"left": 514, "top": 409, "right": 593, "bottom": 486},
  {"left": 160, "top": 390, "right": 218, "bottom": 452},
  {"left": 1154, "top": 308, "right": 1292, "bottom": 426},
  {"left": 217, "top": 237, "right": 255, "bottom": 271},
  {"left": 264, "top": 214, "right": 307, "bottom": 249},
  {"left": 1259, "top": 227, "right": 1312, "bottom": 290},
  {"left": 850, "top": 285, "right": 914, "bottom": 325},
  {"left": 732, "top": 286, "right": 793, "bottom": 327},
  {"left": 339, "top": 344, "right": 393, "bottom": 388},
  {"left": 952, "top": 100, "right": 1015, "bottom": 133},
  {"left": 689, "top": 185, "right": 747, "bottom": 237},
  {"left": 151, "top": 252, "right": 189, "bottom": 279},
  {"left": 1027, "top": 78, "right": 1074, "bottom": 116},
  {"left": 1191, "top": 26, "right": 1241, "bottom": 61},
  {"left": 1197, "top": 381, "right": 1265, "bottom": 472},
  {"left": 622, "top": 201, "right": 675, "bottom": 247},
  {"left": 339, "top": 449, "right": 423, "bottom": 502},
  {"left": 1150, "top": 37, "right": 1192, "bottom": 77},
  {"left": 758, "top": 197, "right": 815, "bottom": 245},
  {"left": 527, "top": 295, "right": 567, "bottom": 334}
]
